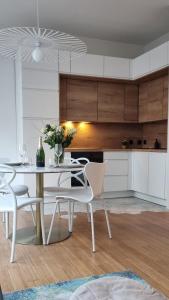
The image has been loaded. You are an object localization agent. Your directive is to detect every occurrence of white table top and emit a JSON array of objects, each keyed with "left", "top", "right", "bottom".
[{"left": 10, "top": 164, "right": 84, "bottom": 174}]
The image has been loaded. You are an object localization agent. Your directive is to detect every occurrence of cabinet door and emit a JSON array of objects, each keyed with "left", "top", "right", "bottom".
[
  {"left": 139, "top": 82, "right": 149, "bottom": 122},
  {"left": 71, "top": 54, "right": 104, "bottom": 77},
  {"left": 163, "top": 75, "right": 168, "bottom": 120},
  {"left": 66, "top": 79, "right": 98, "bottom": 121},
  {"left": 104, "top": 57, "right": 131, "bottom": 79},
  {"left": 149, "top": 43, "right": 168, "bottom": 73},
  {"left": 147, "top": 78, "right": 163, "bottom": 121},
  {"left": 124, "top": 85, "right": 138, "bottom": 122},
  {"left": 139, "top": 78, "right": 163, "bottom": 122},
  {"left": 132, "top": 52, "right": 150, "bottom": 79},
  {"left": 148, "top": 153, "right": 166, "bottom": 199},
  {"left": 59, "top": 78, "right": 67, "bottom": 121},
  {"left": 98, "top": 82, "right": 125, "bottom": 122},
  {"left": 132, "top": 152, "right": 149, "bottom": 194}
]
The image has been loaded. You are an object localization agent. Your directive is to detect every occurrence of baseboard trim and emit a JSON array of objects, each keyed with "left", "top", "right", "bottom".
[
  {"left": 103, "top": 191, "right": 134, "bottom": 199},
  {"left": 134, "top": 192, "right": 166, "bottom": 206}
]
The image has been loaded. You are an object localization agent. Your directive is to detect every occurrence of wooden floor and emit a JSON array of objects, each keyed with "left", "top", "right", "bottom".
[{"left": 1, "top": 211, "right": 169, "bottom": 297}]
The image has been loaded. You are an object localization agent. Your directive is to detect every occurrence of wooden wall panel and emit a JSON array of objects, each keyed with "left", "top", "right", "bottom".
[
  {"left": 142, "top": 120, "right": 167, "bottom": 149},
  {"left": 65, "top": 122, "right": 142, "bottom": 149}
]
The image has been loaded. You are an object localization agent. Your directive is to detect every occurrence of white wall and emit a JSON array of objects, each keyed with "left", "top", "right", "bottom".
[{"left": 0, "top": 57, "right": 17, "bottom": 160}]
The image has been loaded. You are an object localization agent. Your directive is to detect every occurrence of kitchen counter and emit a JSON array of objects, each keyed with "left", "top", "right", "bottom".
[{"left": 65, "top": 148, "right": 167, "bottom": 153}]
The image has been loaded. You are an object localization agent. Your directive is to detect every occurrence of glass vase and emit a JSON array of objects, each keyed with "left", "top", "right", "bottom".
[{"left": 54, "top": 144, "right": 64, "bottom": 165}]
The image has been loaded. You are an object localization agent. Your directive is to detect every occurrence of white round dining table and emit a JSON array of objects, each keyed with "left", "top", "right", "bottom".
[{"left": 9, "top": 164, "right": 84, "bottom": 245}]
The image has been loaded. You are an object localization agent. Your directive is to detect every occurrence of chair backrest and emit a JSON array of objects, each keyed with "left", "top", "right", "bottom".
[
  {"left": 58, "top": 157, "right": 89, "bottom": 187},
  {"left": 84, "top": 162, "right": 105, "bottom": 199},
  {"left": 0, "top": 164, "right": 16, "bottom": 191}
]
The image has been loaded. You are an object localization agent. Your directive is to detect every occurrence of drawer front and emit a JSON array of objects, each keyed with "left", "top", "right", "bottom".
[
  {"left": 105, "top": 160, "right": 128, "bottom": 176},
  {"left": 104, "top": 176, "right": 128, "bottom": 192},
  {"left": 104, "top": 151, "right": 129, "bottom": 160}
]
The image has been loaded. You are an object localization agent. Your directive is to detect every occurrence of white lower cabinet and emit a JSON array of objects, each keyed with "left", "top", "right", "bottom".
[
  {"left": 132, "top": 152, "right": 149, "bottom": 194},
  {"left": 132, "top": 151, "right": 166, "bottom": 201},
  {"left": 148, "top": 153, "right": 166, "bottom": 199},
  {"left": 104, "top": 152, "right": 129, "bottom": 192}
]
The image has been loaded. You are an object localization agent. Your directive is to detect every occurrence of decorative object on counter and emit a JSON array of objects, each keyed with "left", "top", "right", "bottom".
[
  {"left": 154, "top": 138, "right": 161, "bottom": 149},
  {"left": 36, "top": 136, "right": 45, "bottom": 167},
  {"left": 137, "top": 139, "right": 142, "bottom": 147},
  {"left": 121, "top": 139, "right": 129, "bottom": 149},
  {"left": 42, "top": 124, "right": 76, "bottom": 164}
]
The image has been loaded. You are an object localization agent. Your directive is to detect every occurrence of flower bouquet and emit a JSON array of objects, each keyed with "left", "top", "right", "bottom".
[{"left": 42, "top": 124, "right": 76, "bottom": 164}]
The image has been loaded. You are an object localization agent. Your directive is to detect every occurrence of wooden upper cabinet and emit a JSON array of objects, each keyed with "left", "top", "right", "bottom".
[
  {"left": 98, "top": 82, "right": 125, "bottom": 122},
  {"left": 59, "top": 78, "right": 67, "bottom": 121},
  {"left": 139, "top": 76, "right": 167, "bottom": 122},
  {"left": 66, "top": 79, "right": 98, "bottom": 121},
  {"left": 124, "top": 85, "right": 138, "bottom": 122},
  {"left": 163, "top": 75, "right": 168, "bottom": 120}
]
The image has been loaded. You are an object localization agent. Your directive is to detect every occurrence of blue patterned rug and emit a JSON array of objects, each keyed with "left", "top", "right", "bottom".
[{"left": 4, "top": 271, "right": 146, "bottom": 300}]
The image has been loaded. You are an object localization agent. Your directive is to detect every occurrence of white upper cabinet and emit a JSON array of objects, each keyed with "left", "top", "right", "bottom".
[
  {"left": 22, "top": 69, "right": 59, "bottom": 90},
  {"left": 71, "top": 53, "right": 104, "bottom": 77},
  {"left": 149, "top": 43, "right": 168, "bottom": 73},
  {"left": 148, "top": 153, "right": 166, "bottom": 199},
  {"left": 103, "top": 57, "right": 131, "bottom": 79},
  {"left": 132, "top": 52, "right": 150, "bottom": 79}
]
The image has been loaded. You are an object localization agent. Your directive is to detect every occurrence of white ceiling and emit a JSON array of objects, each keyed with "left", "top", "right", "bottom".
[{"left": 1, "top": 0, "right": 169, "bottom": 45}]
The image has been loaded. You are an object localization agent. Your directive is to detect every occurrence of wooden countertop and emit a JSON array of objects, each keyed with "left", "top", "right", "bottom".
[{"left": 65, "top": 148, "right": 167, "bottom": 153}]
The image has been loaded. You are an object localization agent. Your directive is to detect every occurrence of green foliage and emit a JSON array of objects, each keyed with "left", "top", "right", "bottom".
[{"left": 42, "top": 124, "right": 76, "bottom": 149}]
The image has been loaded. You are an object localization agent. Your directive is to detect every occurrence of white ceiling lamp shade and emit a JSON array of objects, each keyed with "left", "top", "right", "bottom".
[{"left": 0, "top": 0, "right": 87, "bottom": 63}]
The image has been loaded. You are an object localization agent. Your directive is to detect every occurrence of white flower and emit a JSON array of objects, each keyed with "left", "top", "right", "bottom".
[
  {"left": 51, "top": 124, "right": 56, "bottom": 130},
  {"left": 68, "top": 128, "right": 77, "bottom": 135},
  {"left": 47, "top": 131, "right": 53, "bottom": 137}
]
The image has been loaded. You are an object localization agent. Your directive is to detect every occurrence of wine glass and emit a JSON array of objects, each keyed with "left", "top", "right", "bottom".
[
  {"left": 55, "top": 144, "right": 63, "bottom": 166},
  {"left": 19, "top": 144, "right": 28, "bottom": 164}
]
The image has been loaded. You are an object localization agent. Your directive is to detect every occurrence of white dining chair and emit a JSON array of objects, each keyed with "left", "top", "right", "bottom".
[
  {"left": 47, "top": 162, "right": 112, "bottom": 252},
  {"left": 0, "top": 158, "right": 35, "bottom": 227},
  {"left": 44, "top": 157, "right": 89, "bottom": 217},
  {"left": 0, "top": 164, "right": 45, "bottom": 263},
  {"left": 44, "top": 157, "right": 89, "bottom": 194}
]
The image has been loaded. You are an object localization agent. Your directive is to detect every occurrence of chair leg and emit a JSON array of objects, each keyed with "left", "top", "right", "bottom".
[
  {"left": 70, "top": 201, "right": 75, "bottom": 232},
  {"left": 10, "top": 212, "right": 17, "bottom": 263},
  {"left": 68, "top": 201, "right": 72, "bottom": 232},
  {"left": 86, "top": 204, "right": 91, "bottom": 222},
  {"left": 103, "top": 200, "right": 112, "bottom": 239},
  {"left": 2, "top": 212, "right": 5, "bottom": 223},
  {"left": 5, "top": 212, "right": 9, "bottom": 239},
  {"left": 47, "top": 200, "right": 58, "bottom": 244},
  {"left": 88, "top": 203, "right": 96, "bottom": 252},
  {"left": 40, "top": 202, "right": 46, "bottom": 245},
  {"left": 57, "top": 202, "right": 61, "bottom": 217},
  {"left": 27, "top": 192, "right": 36, "bottom": 226}
]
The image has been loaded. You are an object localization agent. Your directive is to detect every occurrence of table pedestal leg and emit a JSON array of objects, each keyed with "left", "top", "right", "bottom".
[{"left": 36, "top": 173, "right": 43, "bottom": 244}]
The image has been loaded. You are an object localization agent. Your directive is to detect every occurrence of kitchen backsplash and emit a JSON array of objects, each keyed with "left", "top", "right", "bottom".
[{"left": 63, "top": 120, "right": 167, "bottom": 149}]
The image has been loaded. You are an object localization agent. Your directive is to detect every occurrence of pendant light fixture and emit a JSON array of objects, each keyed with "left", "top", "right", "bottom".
[{"left": 0, "top": 0, "right": 87, "bottom": 63}]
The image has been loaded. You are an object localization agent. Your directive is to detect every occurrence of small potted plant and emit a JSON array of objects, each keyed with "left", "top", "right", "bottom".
[{"left": 121, "top": 139, "right": 128, "bottom": 149}]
